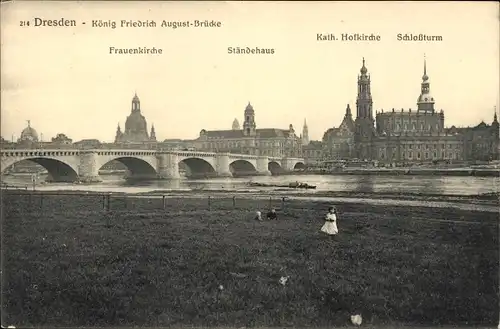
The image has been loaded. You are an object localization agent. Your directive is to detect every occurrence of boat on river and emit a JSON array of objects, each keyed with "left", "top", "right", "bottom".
[{"left": 247, "top": 181, "right": 316, "bottom": 189}]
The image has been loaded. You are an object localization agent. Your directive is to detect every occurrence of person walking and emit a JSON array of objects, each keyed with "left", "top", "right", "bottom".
[{"left": 321, "top": 206, "right": 338, "bottom": 236}]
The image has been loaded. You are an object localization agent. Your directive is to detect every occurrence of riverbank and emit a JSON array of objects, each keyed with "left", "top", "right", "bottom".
[
  {"left": 295, "top": 168, "right": 500, "bottom": 177},
  {"left": 2, "top": 192, "right": 498, "bottom": 327},
  {"left": 5, "top": 188, "right": 499, "bottom": 209}
]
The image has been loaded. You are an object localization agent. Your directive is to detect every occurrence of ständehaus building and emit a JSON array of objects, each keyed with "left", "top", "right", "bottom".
[
  {"left": 322, "top": 58, "right": 499, "bottom": 164},
  {"left": 193, "top": 102, "right": 302, "bottom": 157}
]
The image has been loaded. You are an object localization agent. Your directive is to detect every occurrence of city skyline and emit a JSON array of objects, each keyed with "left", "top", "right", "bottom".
[{"left": 1, "top": 1, "right": 499, "bottom": 142}]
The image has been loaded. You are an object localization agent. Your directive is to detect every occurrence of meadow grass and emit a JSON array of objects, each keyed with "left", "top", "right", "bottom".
[{"left": 1, "top": 192, "right": 499, "bottom": 327}]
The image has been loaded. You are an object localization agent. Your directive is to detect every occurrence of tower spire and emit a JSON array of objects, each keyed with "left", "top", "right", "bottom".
[
  {"left": 494, "top": 106, "right": 498, "bottom": 123},
  {"left": 424, "top": 53, "right": 427, "bottom": 75},
  {"left": 422, "top": 54, "right": 428, "bottom": 81}
]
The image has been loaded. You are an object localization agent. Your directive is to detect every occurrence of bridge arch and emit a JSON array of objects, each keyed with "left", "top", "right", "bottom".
[
  {"left": 268, "top": 161, "right": 283, "bottom": 175},
  {"left": 293, "top": 161, "right": 306, "bottom": 170},
  {"left": 180, "top": 157, "right": 216, "bottom": 178},
  {"left": 1, "top": 157, "right": 79, "bottom": 182},
  {"left": 99, "top": 157, "right": 157, "bottom": 180},
  {"left": 230, "top": 159, "right": 257, "bottom": 177}
]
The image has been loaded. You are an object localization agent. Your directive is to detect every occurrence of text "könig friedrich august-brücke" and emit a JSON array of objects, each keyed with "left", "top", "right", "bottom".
[{"left": 23, "top": 18, "right": 223, "bottom": 29}]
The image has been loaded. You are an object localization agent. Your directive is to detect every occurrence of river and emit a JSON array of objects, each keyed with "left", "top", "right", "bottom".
[{"left": 2, "top": 174, "right": 499, "bottom": 196}]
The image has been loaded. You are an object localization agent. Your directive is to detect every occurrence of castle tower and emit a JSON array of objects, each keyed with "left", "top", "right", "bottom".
[
  {"left": 417, "top": 55, "right": 435, "bottom": 113},
  {"left": 302, "top": 118, "right": 309, "bottom": 145},
  {"left": 354, "top": 58, "right": 375, "bottom": 160},
  {"left": 232, "top": 118, "right": 240, "bottom": 130},
  {"left": 243, "top": 102, "right": 256, "bottom": 136}
]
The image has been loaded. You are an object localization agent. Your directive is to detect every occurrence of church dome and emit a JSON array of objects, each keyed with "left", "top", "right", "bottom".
[
  {"left": 20, "top": 122, "right": 39, "bottom": 141},
  {"left": 245, "top": 102, "right": 254, "bottom": 112},
  {"left": 125, "top": 111, "right": 148, "bottom": 134}
]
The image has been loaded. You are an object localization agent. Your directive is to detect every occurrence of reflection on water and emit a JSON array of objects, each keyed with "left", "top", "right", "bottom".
[{"left": 2, "top": 173, "right": 499, "bottom": 196}]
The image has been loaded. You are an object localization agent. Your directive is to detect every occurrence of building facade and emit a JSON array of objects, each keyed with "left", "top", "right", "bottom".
[
  {"left": 193, "top": 102, "right": 302, "bottom": 157},
  {"left": 307, "top": 58, "right": 499, "bottom": 165}
]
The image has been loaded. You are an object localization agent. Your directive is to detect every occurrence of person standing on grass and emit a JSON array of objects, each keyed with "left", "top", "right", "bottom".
[{"left": 321, "top": 206, "right": 338, "bottom": 236}]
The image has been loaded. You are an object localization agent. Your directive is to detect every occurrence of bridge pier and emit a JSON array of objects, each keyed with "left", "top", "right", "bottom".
[
  {"left": 156, "top": 152, "right": 181, "bottom": 180},
  {"left": 216, "top": 153, "right": 233, "bottom": 178},
  {"left": 257, "top": 156, "right": 272, "bottom": 176},
  {"left": 78, "top": 151, "right": 102, "bottom": 183}
]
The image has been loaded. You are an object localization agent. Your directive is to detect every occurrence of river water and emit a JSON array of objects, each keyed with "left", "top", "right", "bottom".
[{"left": 3, "top": 174, "right": 499, "bottom": 196}]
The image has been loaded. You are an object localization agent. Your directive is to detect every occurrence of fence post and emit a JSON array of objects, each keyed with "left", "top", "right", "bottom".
[
  {"left": 162, "top": 195, "right": 166, "bottom": 210},
  {"left": 232, "top": 196, "right": 236, "bottom": 207},
  {"left": 208, "top": 195, "right": 211, "bottom": 211},
  {"left": 106, "top": 193, "right": 111, "bottom": 212},
  {"left": 102, "top": 194, "right": 106, "bottom": 210},
  {"left": 281, "top": 197, "right": 285, "bottom": 210},
  {"left": 269, "top": 196, "right": 272, "bottom": 209},
  {"left": 40, "top": 193, "right": 43, "bottom": 209}
]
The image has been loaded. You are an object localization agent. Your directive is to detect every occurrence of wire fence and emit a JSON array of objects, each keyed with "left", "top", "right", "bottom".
[{"left": 1, "top": 190, "right": 296, "bottom": 215}]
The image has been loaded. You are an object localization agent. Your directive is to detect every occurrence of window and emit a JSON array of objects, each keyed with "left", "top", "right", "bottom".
[
  {"left": 433, "top": 152, "right": 437, "bottom": 158},
  {"left": 409, "top": 144, "right": 413, "bottom": 149},
  {"left": 246, "top": 128, "right": 250, "bottom": 134},
  {"left": 417, "top": 152, "right": 421, "bottom": 159},
  {"left": 441, "top": 152, "right": 444, "bottom": 158},
  {"left": 403, "top": 152, "right": 406, "bottom": 158},
  {"left": 409, "top": 152, "right": 413, "bottom": 158},
  {"left": 425, "top": 152, "right": 429, "bottom": 159},
  {"left": 426, "top": 145, "right": 429, "bottom": 149},
  {"left": 246, "top": 116, "right": 249, "bottom": 121}
]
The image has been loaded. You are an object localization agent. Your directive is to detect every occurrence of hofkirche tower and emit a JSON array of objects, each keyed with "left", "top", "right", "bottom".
[{"left": 354, "top": 58, "right": 375, "bottom": 160}]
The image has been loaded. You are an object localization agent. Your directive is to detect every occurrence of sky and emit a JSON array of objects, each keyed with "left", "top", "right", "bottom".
[{"left": 1, "top": 1, "right": 499, "bottom": 142}]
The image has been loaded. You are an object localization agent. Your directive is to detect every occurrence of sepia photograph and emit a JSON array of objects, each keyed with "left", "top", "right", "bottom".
[{"left": 1, "top": 1, "right": 499, "bottom": 328}]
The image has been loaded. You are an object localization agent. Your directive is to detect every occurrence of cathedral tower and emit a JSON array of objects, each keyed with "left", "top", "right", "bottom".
[
  {"left": 417, "top": 56, "right": 435, "bottom": 113},
  {"left": 243, "top": 102, "right": 256, "bottom": 136},
  {"left": 354, "top": 58, "right": 375, "bottom": 160},
  {"left": 302, "top": 118, "right": 309, "bottom": 145}
]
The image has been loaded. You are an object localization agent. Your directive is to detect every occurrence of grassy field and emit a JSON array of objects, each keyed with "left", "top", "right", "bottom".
[{"left": 1, "top": 191, "right": 499, "bottom": 328}]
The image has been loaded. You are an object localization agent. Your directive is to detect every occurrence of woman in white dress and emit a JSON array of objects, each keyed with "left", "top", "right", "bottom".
[{"left": 321, "top": 206, "right": 338, "bottom": 235}]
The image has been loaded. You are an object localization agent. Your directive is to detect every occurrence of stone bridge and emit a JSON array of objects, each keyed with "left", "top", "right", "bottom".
[{"left": 0, "top": 149, "right": 305, "bottom": 183}]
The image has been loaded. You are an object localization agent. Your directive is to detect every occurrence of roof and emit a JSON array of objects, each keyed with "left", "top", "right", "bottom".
[
  {"left": 200, "top": 128, "right": 294, "bottom": 139},
  {"left": 303, "top": 140, "right": 323, "bottom": 149}
]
